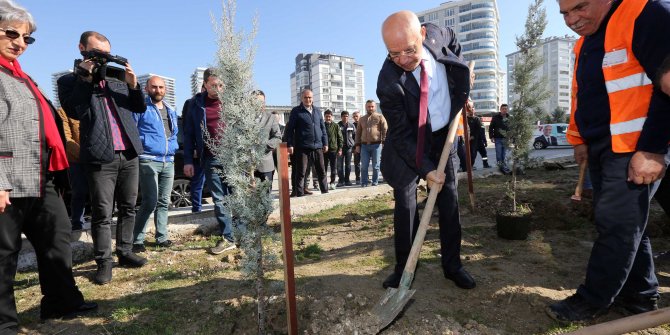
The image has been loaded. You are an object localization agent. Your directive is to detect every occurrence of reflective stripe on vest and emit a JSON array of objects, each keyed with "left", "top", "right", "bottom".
[
  {"left": 569, "top": 0, "right": 651, "bottom": 153},
  {"left": 605, "top": 72, "right": 652, "bottom": 94},
  {"left": 610, "top": 117, "right": 646, "bottom": 135}
]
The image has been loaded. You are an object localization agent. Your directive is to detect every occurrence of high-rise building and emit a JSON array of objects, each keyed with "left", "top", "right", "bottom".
[
  {"left": 417, "top": 0, "right": 502, "bottom": 115},
  {"left": 289, "top": 53, "right": 365, "bottom": 114},
  {"left": 137, "top": 73, "right": 177, "bottom": 109},
  {"left": 51, "top": 70, "right": 73, "bottom": 109},
  {"left": 190, "top": 67, "right": 207, "bottom": 96},
  {"left": 506, "top": 35, "right": 576, "bottom": 114}
]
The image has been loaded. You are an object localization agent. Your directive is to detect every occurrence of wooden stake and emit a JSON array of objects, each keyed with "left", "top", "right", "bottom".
[
  {"left": 277, "top": 143, "right": 297, "bottom": 335},
  {"left": 462, "top": 100, "right": 476, "bottom": 211}
]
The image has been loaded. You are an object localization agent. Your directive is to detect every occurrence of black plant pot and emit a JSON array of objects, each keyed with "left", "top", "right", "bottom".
[{"left": 496, "top": 211, "right": 532, "bottom": 240}]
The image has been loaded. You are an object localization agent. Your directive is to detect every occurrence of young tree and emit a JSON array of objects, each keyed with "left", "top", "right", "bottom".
[
  {"left": 208, "top": 1, "right": 279, "bottom": 333},
  {"left": 550, "top": 106, "right": 567, "bottom": 123},
  {"left": 506, "top": 0, "right": 550, "bottom": 212}
]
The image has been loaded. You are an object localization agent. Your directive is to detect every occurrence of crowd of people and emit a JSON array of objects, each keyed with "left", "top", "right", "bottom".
[{"left": 2, "top": 0, "right": 670, "bottom": 333}]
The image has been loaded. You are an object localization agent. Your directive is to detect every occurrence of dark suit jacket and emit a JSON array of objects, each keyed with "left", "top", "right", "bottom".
[
  {"left": 377, "top": 23, "right": 471, "bottom": 189},
  {"left": 535, "top": 135, "right": 558, "bottom": 146}
]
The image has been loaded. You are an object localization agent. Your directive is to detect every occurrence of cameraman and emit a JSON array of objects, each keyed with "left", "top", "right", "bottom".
[{"left": 58, "top": 31, "right": 148, "bottom": 285}]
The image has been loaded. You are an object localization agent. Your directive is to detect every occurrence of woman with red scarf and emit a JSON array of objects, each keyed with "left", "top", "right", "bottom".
[{"left": 0, "top": 1, "right": 96, "bottom": 333}]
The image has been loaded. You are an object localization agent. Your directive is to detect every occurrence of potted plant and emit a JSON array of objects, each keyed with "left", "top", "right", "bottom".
[{"left": 496, "top": 0, "right": 550, "bottom": 240}]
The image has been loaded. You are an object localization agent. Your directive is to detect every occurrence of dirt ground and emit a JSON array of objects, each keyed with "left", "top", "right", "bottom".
[{"left": 12, "top": 166, "right": 670, "bottom": 334}]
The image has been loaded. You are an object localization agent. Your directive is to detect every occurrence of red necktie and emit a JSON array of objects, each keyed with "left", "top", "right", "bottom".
[{"left": 416, "top": 59, "right": 429, "bottom": 168}]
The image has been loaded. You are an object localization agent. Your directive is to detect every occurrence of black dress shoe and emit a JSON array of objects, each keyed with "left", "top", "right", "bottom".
[
  {"left": 132, "top": 243, "right": 146, "bottom": 253},
  {"left": 613, "top": 294, "right": 659, "bottom": 315},
  {"left": 118, "top": 252, "right": 148, "bottom": 268},
  {"left": 444, "top": 268, "right": 476, "bottom": 289},
  {"left": 157, "top": 240, "right": 173, "bottom": 248},
  {"left": 41, "top": 302, "right": 99, "bottom": 320},
  {"left": 382, "top": 272, "right": 402, "bottom": 289},
  {"left": 94, "top": 262, "right": 112, "bottom": 285}
]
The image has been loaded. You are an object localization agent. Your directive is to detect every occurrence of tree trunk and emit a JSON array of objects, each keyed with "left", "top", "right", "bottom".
[
  {"left": 256, "top": 230, "right": 266, "bottom": 335},
  {"left": 512, "top": 160, "right": 517, "bottom": 212}
]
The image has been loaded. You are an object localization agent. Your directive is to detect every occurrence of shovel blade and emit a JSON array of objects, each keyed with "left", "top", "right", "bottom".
[{"left": 371, "top": 287, "right": 416, "bottom": 332}]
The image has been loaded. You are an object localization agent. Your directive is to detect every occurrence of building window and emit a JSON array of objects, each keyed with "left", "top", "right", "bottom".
[
  {"left": 445, "top": 18, "right": 455, "bottom": 27},
  {"left": 445, "top": 8, "right": 455, "bottom": 16},
  {"left": 427, "top": 12, "right": 438, "bottom": 21}
]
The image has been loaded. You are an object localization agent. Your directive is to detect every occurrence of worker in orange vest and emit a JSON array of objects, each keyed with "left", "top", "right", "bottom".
[{"left": 547, "top": 0, "right": 670, "bottom": 323}]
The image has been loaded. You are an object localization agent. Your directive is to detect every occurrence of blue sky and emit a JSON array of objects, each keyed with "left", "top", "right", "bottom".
[{"left": 18, "top": 0, "right": 573, "bottom": 113}]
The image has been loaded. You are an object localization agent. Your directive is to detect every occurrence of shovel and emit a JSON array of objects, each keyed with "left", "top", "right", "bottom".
[
  {"left": 571, "top": 162, "right": 587, "bottom": 202},
  {"left": 371, "top": 109, "right": 463, "bottom": 332}
]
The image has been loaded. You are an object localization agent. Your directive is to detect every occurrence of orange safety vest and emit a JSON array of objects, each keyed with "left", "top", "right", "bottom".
[
  {"left": 457, "top": 116, "right": 464, "bottom": 137},
  {"left": 567, "top": 0, "right": 653, "bottom": 153}
]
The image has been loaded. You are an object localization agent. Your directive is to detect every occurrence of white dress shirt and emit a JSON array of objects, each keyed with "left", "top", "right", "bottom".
[{"left": 412, "top": 49, "right": 451, "bottom": 132}]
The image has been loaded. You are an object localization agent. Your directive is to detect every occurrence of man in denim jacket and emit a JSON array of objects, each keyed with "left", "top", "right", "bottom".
[{"left": 132, "top": 76, "right": 179, "bottom": 252}]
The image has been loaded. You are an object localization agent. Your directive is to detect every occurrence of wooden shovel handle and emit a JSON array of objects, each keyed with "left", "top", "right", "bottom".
[
  {"left": 574, "top": 162, "right": 587, "bottom": 198},
  {"left": 567, "top": 307, "right": 670, "bottom": 335},
  {"left": 403, "top": 109, "right": 462, "bottom": 274}
]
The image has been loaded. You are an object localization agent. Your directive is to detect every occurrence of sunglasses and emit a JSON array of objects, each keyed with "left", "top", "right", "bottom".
[{"left": 0, "top": 28, "right": 35, "bottom": 45}]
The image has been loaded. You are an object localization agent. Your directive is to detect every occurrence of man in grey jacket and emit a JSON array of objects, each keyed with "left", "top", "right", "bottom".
[{"left": 253, "top": 90, "right": 282, "bottom": 189}]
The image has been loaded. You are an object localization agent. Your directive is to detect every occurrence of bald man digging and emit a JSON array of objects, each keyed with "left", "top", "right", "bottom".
[
  {"left": 132, "top": 75, "right": 179, "bottom": 252},
  {"left": 377, "top": 11, "right": 474, "bottom": 289}
]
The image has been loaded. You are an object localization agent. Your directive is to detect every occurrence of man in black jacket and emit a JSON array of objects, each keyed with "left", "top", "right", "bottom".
[
  {"left": 337, "top": 110, "right": 356, "bottom": 186},
  {"left": 58, "top": 31, "right": 148, "bottom": 285},
  {"left": 489, "top": 103, "right": 510, "bottom": 173},
  {"left": 466, "top": 100, "right": 484, "bottom": 169},
  {"left": 284, "top": 89, "right": 329, "bottom": 196}
]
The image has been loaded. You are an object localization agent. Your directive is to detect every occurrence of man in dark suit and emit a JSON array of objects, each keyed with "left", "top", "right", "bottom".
[
  {"left": 535, "top": 124, "right": 558, "bottom": 147},
  {"left": 377, "top": 11, "right": 475, "bottom": 290}
]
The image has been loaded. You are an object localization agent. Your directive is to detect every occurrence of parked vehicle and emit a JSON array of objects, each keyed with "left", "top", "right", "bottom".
[{"left": 532, "top": 123, "right": 569, "bottom": 149}]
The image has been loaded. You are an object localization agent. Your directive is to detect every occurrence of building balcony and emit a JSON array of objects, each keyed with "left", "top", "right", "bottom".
[
  {"left": 462, "top": 44, "right": 496, "bottom": 52},
  {"left": 460, "top": 2, "right": 495, "bottom": 13},
  {"left": 462, "top": 35, "right": 496, "bottom": 44}
]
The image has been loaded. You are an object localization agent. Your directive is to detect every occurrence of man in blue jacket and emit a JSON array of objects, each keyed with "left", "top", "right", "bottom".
[
  {"left": 284, "top": 89, "right": 329, "bottom": 196},
  {"left": 132, "top": 76, "right": 179, "bottom": 252}
]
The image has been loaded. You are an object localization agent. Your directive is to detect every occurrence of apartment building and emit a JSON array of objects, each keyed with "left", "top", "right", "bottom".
[
  {"left": 417, "top": 0, "right": 502, "bottom": 115},
  {"left": 506, "top": 35, "right": 576, "bottom": 114},
  {"left": 289, "top": 53, "right": 365, "bottom": 114}
]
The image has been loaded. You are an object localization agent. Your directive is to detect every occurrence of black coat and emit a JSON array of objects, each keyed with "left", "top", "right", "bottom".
[
  {"left": 284, "top": 104, "right": 328, "bottom": 150},
  {"left": 376, "top": 23, "right": 471, "bottom": 189},
  {"left": 58, "top": 74, "right": 146, "bottom": 164},
  {"left": 489, "top": 113, "right": 509, "bottom": 139}
]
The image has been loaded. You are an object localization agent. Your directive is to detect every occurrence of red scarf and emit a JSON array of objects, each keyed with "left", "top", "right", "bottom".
[{"left": 0, "top": 57, "right": 68, "bottom": 171}]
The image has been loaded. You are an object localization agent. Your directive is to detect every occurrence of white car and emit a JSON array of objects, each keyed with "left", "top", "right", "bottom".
[{"left": 532, "top": 123, "right": 570, "bottom": 149}]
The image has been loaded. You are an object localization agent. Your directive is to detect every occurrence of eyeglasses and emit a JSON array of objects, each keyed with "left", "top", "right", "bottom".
[
  {"left": 387, "top": 36, "right": 421, "bottom": 61},
  {"left": 0, "top": 28, "right": 35, "bottom": 45}
]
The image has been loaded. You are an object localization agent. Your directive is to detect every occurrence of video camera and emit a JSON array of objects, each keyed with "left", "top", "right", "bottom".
[{"left": 74, "top": 50, "right": 128, "bottom": 82}]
